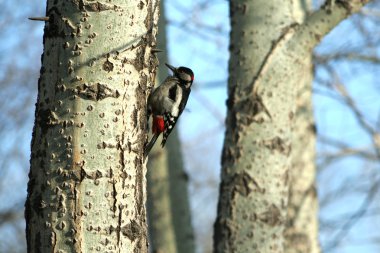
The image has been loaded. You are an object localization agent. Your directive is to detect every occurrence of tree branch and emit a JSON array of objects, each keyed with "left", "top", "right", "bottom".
[
  {"left": 299, "top": 0, "right": 373, "bottom": 48},
  {"left": 324, "top": 178, "right": 380, "bottom": 251},
  {"left": 314, "top": 52, "right": 380, "bottom": 64}
]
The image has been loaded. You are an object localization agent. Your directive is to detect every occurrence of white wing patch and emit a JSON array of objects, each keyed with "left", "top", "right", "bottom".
[{"left": 170, "top": 86, "right": 182, "bottom": 117}]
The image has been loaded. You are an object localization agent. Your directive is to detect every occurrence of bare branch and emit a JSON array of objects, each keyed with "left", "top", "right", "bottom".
[
  {"left": 324, "top": 178, "right": 380, "bottom": 251},
  {"left": 299, "top": 0, "right": 373, "bottom": 48},
  {"left": 314, "top": 52, "right": 380, "bottom": 64}
]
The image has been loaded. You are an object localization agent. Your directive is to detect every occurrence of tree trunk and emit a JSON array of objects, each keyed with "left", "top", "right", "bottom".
[
  {"left": 146, "top": 1, "right": 195, "bottom": 252},
  {"left": 166, "top": 130, "right": 195, "bottom": 253},
  {"left": 213, "top": 1, "right": 371, "bottom": 253},
  {"left": 147, "top": 147, "right": 176, "bottom": 253},
  {"left": 25, "top": 1, "right": 159, "bottom": 252},
  {"left": 284, "top": 1, "right": 320, "bottom": 253},
  {"left": 284, "top": 55, "right": 320, "bottom": 253}
]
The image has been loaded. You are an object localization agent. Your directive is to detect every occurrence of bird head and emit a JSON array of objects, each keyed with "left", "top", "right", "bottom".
[{"left": 165, "top": 63, "right": 194, "bottom": 84}]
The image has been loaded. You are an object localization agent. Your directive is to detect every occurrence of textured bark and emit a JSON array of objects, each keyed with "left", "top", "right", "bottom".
[
  {"left": 25, "top": 1, "right": 159, "bottom": 252},
  {"left": 213, "top": 1, "right": 371, "bottom": 253},
  {"left": 146, "top": 1, "right": 195, "bottom": 252},
  {"left": 284, "top": 56, "right": 320, "bottom": 253},
  {"left": 284, "top": 1, "right": 320, "bottom": 253},
  {"left": 214, "top": 2, "right": 300, "bottom": 252}
]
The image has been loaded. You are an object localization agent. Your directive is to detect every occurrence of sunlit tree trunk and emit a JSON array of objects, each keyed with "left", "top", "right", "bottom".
[
  {"left": 214, "top": 1, "right": 371, "bottom": 252},
  {"left": 25, "top": 1, "right": 159, "bottom": 252},
  {"left": 284, "top": 1, "right": 320, "bottom": 253},
  {"left": 146, "top": 1, "right": 195, "bottom": 252}
]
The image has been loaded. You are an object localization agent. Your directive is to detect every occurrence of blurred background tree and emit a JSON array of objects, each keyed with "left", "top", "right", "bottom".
[
  {"left": 0, "top": 1, "right": 42, "bottom": 252},
  {"left": 1, "top": 0, "right": 380, "bottom": 253}
]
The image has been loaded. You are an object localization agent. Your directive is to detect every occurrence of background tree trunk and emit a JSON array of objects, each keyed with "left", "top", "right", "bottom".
[
  {"left": 166, "top": 130, "right": 195, "bottom": 253},
  {"left": 214, "top": 1, "right": 371, "bottom": 253},
  {"left": 147, "top": 1, "right": 195, "bottom": 252},
  {"left": 214, "top": 1, "right": 299, "bottom": 252},
  {"left": 25, "top": 1, "right": 159, "bottom": 252}
]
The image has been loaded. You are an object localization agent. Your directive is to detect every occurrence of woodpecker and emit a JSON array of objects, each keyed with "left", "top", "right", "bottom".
[{"left": 144, "top": 63, "right": 194, "bottom": 157}]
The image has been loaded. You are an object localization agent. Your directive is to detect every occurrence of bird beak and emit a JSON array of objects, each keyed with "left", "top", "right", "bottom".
[{"left": 165, "top": 63, "right": 177, "bottom": 74}]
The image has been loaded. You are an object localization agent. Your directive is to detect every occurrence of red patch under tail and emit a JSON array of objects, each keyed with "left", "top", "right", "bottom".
[{"left": 152, "top": 116, "right": 165, "bottom": 134}]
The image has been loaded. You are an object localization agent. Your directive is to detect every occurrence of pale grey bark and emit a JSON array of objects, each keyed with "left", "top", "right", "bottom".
[
  {"left": 284, "top": 56, "right": 320, "bottom": 253},
  {"left": 146, "top": 1, "right": 195, "bottom": 252},
  {"left": 284, "top": 1, "right": 320, "bottom": 253},
  {"left": 214, "top": 2, "right": 300, "bottom": 252},
  {"left": 214, "top": 1, "right": 372, "bottom": 253},
  {"left": 25, "top": 1, "right": 159, "bottom": 252}
]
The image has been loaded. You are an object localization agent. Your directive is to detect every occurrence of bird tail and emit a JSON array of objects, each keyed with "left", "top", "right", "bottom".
[{"left": 144, "top": 133, "right": 159, "bottom": 158}]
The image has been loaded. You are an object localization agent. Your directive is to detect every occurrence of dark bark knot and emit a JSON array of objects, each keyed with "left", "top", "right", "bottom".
[
  {"left": 75, "top": 83, "right": 120, "bottom": 101},
  {"left": 103, "top": 59, "right": 114, "bottom": 72},
  {"left": 259, "top": 204, "right": 282, "bottom": 226},
  {"left": 122, "top": 220, "right": 142, "bottom": 241},
  {"left": 38, "top": 109, "right": 59, "bottom": 134},
  {"left": 234, "top": 94, "right": 272, "bottom": 126},
  {"left": 44, "top": 7, "right": 76, "bottom": 38},
  {"left": 78, "top": 169, "right": 103, "bottom": 181},
  {"left": 231, "top": 172, "right": 264, "bottom": 197},
  {"left": 263, "top": 137, "right": 291, "bottom": 156}
]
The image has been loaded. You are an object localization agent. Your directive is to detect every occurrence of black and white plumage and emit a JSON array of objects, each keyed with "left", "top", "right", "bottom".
[{"left": 144, "top": 63, "right": 194, "bottom": 157}]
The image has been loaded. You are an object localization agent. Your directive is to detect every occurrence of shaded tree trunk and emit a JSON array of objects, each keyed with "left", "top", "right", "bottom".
[
  {"left": 147, "top": 147, "right": 176, "bottom": 253},
  {"left": 25, "top": 0, "right": 159, "bottom": 252},
  {"left": 146, "top": 1, "right": 195, "bottom": 252},
  {"left": 214, "top": 1, "right": 371, "bottom": 253},
  {"left": 166, "top": 130, "right": 195, "bottom": 253}
]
